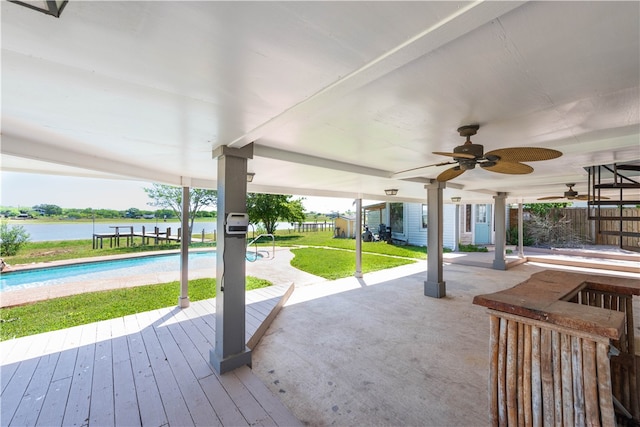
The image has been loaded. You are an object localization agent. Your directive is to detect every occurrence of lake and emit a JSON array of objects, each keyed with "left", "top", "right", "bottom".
[{"left": 10, "top": 220, "right": 297, "bottom": 242}]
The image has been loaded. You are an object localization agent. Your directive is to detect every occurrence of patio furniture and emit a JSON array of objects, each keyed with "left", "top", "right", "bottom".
[{"left": 473, "top": 270, "right": 639, "bottom": 426}]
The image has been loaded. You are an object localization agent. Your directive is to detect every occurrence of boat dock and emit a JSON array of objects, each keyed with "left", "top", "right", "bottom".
[{"left": 92, "top": 225, "right": 185, "bottom": 249}]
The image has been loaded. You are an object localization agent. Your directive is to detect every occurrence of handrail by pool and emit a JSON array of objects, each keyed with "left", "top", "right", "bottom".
[{"left": 247, "top": 234, "right": 275, "bottom": 262}]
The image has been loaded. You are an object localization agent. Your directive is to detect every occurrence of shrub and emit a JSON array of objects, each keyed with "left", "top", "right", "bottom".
[
  {"left": 458, "top": 243, "right": 488, "bottom": 252},
  {"left": 526, "top": 212, "right": 586, "bottom": 248},
  {"left": 0, "top": 220, "right": 30, "bottom": 256}
]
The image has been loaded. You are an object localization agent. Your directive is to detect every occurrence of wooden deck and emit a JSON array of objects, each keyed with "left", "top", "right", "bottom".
[{"left": 0, "top": 284, "right": 300, "bottom": 427}]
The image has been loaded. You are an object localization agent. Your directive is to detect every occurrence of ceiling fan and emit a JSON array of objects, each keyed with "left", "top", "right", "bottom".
[
  {"left": 398, "top": 125, "right": 563, "bottom": 182},
  {"left": 537, "top": 183, "right": 609, "bottom": 201}
]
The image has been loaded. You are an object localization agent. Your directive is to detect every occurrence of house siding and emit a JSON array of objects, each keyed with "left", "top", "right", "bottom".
[{"left": 405, "top": 203, "right": 456, "bottom": 250}]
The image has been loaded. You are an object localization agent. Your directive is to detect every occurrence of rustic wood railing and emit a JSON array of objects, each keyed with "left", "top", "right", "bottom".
[{"left": 474, "top": 271, "right": 639, "bottom": 426}]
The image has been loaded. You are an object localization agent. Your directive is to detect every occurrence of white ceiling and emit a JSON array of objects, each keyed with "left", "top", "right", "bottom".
[{"left": 2, "top": 1, "right": 639, "bottom": 205}]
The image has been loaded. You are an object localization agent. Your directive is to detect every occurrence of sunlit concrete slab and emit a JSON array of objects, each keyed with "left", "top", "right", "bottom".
[{"left": 252, "top": 261, "right": 639, "bottom": 426}]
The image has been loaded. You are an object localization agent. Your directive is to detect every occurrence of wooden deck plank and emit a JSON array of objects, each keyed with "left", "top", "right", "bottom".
[
  {"left": 1, "top": 288, "right": 298, "bottom": 427},
  {"left": 49, "top": 326, "right": 82, "bottom": 381},
  {"left": 34, "top": 377, "right": 72, "bottom": 427},
  {"left": 124, "top": 313, "right": 168, "bottom": 427},
  {"left": 62, "top": 322, "right": 97, "bottom": 427},
  {"left": 152, "top": 311, "right": 222, "bottom": 425},
  {"left": 90, "top": 320, "right": 115, "bottom": 427},
  {"left": 34, "top": 326, "right": 84, "bottom": 426},
  {"left": 164, "top": 314, "right": 215, "bottom": 381},
  {"left": 199, "top": 373, "right": 250, "bottom": 426},
  {"left": 136, "top": 310, "right": 194, "bottom": 426},
  {"left": 0, "top": 338, "right": 18, "bottom": 365},
  {"left": 9, "top": 353, "right": 59, "bottom": 427},
  {"left": 170, "top": 308, "right": 252, "bottom": 426},
  {"left": 218, "top": 370, "right": 277, "bottom": 427},
  {"left": 1, "top": 356, "right": 40, "bottom": 426},
  {"left": 2, "top": 328, "right": 55, "bottom": 425},
  {"left": 234, "top": 366, "right": 303, "bottom": 427},
  {"left": 110, "top": 316, "right": 141, "bottom": 427}
]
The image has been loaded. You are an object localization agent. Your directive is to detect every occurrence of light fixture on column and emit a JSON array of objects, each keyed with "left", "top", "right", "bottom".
[
  {"left": 451, "top": 196, "right": 461, "bottom": 203},
  {"left": 384, "top": 189, "right": 398, "bottom": 196},
  {"left": 9, "top": 0, "right": 68, "bottom": 17},
  {"left": 246, "top": 173, "right": 255, "bottom": 182}
]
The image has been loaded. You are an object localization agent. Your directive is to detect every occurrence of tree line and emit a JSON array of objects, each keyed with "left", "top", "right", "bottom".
[{"left": 3, "top": 184, "right": 308, "bottom": 237}]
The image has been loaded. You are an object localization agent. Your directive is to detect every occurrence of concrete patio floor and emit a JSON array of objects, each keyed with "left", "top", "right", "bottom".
[{"left": 251, "top": 258, "right": 639, "bottom": 426}]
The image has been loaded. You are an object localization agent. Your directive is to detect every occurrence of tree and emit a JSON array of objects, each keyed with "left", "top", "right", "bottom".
[
  {"left": 32, "top": 204, "right": 62, "bottom": 216},
  {"left": 0, "top": 220, "right": 30, "bottom": 256},
  {"left": 144, "top": 184, "right": 217, "bottom": 235},
  {"left": 523, "top": 202, "right": 571, "bottom": 217},
  {"left": 246, "top": 194, "right": 305, "bottom": 234}
]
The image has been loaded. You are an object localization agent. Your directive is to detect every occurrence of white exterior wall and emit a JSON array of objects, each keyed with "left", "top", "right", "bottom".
[
  {"left": 406, "top": 203, "right": 426, "bottom": 246},
  {"left": 405, "top": 202, "right": 456, "bottom": 250},
  {"left": 442, "top": 204, "right": 456, "bottom": 250}
]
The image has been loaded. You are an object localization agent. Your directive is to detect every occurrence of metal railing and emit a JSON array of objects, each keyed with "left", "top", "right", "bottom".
[{"left": 246, "top": 233, "right": 275, "bottom": 262}]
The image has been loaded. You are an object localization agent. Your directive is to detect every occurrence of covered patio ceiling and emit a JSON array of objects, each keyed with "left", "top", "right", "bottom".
[{"left": 2, "top": 1, "right": 639, "bottom": 205}]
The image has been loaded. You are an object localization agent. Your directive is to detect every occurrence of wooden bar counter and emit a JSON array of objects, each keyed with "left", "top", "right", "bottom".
[{"left": 473, "top": 270, "right": 639, "bottom": 426}]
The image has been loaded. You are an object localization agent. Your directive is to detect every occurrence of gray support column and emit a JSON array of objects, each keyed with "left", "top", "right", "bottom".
[
  {"left": 210, "top": 144, "right": 253, "bottom": 374},
  {"left": 424, "top": 181, "right": 446, "bottom": 298},
  {"left": 179, "top": 184, "right": 190, "bottom": 308},
  {"left": 518, "top": 202, "right": 524, "bottom": 258},
  {"left": 493, "top": 192, "right": 508, "bottom": 270},
  {"left": 355, "top": 198, "right": 363, "bottom": 278}
]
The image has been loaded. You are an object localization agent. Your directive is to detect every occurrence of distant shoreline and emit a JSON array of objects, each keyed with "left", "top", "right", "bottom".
[{"left": 5, "top": 217, "right": 217, "bottom": 225}]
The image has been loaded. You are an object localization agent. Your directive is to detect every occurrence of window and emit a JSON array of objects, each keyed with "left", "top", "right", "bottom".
[
  {"left": 389, "top": 203, "right": 404, "bottom": 234},
  {"left": 421, "top": 204, "right": 428, "bottom": 228},
  {"left": 465, "top": 204, "right": 472, "bottom": 232},
  {"left": 476, "top": 205, "right": 487, "bottom": 223}
]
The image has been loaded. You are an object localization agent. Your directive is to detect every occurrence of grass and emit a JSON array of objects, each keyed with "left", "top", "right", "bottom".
[
  {"left": 290, "top": 247, "right": 416, "bottom": 280},
  {"left": 265, "top": 230, "right": 428, "bottom": 260},
  {"left": 0, "top": 276, "right": 271, "bottom": 340}
]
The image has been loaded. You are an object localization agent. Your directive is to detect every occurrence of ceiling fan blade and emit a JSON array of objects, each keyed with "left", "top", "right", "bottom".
[
  {"left": 484, "top": 147, "right": 562, "bottom": 162},
  {"left": 437, "top": 166, "right": 465, "bottom": 182},
  {"left": 537, "top": 196, "right": 563, "bottom": 200},
  {"left": 432, "top": 151, "right": 476, "bottom": 160},
  {"left": 575, "top": 195, "right": 610, "bottom": 201},
  {"left": 395, "top": 161, "right": 457, "bottom": 175},
  {"left": 481, "top": 161, "right": 533, "bottom": 174}
]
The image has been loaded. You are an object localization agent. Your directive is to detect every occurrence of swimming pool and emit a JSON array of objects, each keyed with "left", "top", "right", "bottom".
[{"left": 0, "top": 251, "right": 219, "bottom": 292}]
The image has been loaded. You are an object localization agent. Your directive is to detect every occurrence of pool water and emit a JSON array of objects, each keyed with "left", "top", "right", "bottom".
[{"left": 0, "top": 251, "right": 219, "bottom": 292}]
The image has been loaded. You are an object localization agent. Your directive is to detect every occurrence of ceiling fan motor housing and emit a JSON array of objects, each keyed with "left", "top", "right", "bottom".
[
  {"left": 454, "top": 143, "right": 483, "bottom": 159},
  {"left": 564, "top": 183, "right": 577, "bottom": 199}
]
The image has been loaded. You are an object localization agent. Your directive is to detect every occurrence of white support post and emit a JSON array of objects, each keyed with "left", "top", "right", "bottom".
[
  {"left": 179, "top": 184, "right": 190, "bottom": 308},
  {"left": 493, "top": 192, "right": 508, "bottom": 270},
  {"left": 518, "top": 202, "right": 524, "bottom": 258},
  {"left": 355, "top": 198, "right": 363, "bottom": 278}
]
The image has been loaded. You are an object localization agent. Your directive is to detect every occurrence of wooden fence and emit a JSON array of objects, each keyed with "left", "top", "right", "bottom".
[{"left": 508, "top": 208, "right": 640, "bottom": 250}]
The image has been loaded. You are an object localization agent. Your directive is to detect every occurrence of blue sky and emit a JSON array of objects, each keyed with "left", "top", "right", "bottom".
[{"left": 1, "top": 171, "right": 357, "bottom": 214}]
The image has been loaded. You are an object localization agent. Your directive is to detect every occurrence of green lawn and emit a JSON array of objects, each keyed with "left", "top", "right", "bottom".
[
  {"left": 0, "top": 276, "right": 270, "bottom": 340},
  {"left": 290, "top": 247, "right": 416, "bottom": 280},
  {"left": 268, "top": 230, "right": 428, "bottom": 260}
]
